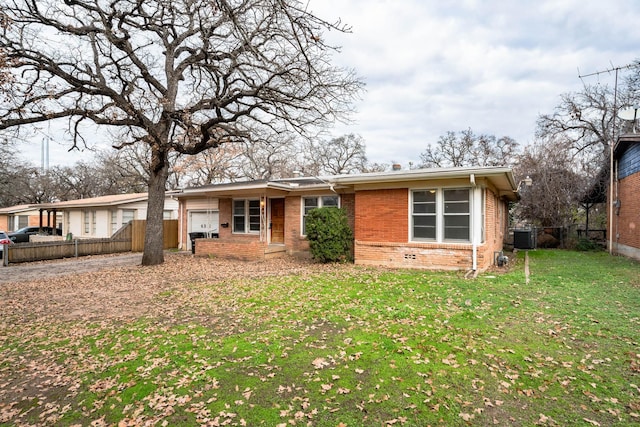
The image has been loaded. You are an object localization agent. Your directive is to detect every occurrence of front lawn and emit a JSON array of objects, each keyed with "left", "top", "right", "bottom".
[{"left": 1, "top": 251, "right": 639, "bottom": 426}]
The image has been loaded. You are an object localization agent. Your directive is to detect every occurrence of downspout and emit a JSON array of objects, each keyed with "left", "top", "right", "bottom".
[{"left": 470, "top": 174, "right": 478, "bottom": 274}]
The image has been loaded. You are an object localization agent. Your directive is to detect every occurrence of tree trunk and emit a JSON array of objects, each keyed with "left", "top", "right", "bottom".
[{"left": 142, "top": 147, "right": 170, "bottom": 266}]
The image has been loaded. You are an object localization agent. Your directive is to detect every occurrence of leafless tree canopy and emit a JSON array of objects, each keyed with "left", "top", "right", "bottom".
[
  {"left": 536, "top": 84, "right": 615, "bottom": 159},
  {"left": 302, "top": 133, "right": 370, "bottom": 175},
  {"left": 0, "top": 0, "right": 363, "bottom": 264},
  {"left": 513, "top": 139, "right": 585, "bottom": 228},
  {"left": 419, "top": 129, "right": 518, "bottom": 168}
]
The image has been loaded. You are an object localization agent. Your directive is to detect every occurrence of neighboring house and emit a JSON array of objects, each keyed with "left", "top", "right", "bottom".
[
  {"left": 0, "top": 204, "right": 62, "bottom": 233},
  {"left": 611, "top": 133, "right": 640, "bottom": 261},
  {"left": 176, "top": 166, "right": 518, "bottom": 272},
  {"left": 0, "top": 193, "right": 179, "bottom": 239},
  {"left": 51, "top": 193, "right": 179, "bottom": 238}
]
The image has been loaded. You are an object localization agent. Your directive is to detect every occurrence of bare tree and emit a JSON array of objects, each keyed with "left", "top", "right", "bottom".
[
  {"left": 513, "top": 138, "right": 585, "bottom": 228},
  {"left": 175, "top": 143, "right": 244, "bottom": 186},
  {"left": 0, "top": 0, "right": 363, "bottom": 265},
  {"left": 0, "top": 10, "right": 11, "bottom": 91},
  {"left": 536, "top": 83, "right": 616, "bottom": 165},
  {"left": 419, "top": 129, "right": 518, "bottom": 168},
  {"left": 303, "top": 133, "right": 372, "bottom": 175},
  {"left": 228, "top": 131, "right": 304, "bottom": 180}
]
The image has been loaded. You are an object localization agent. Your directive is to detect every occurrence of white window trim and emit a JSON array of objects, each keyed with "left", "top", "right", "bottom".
[
  {"left": 232, "top": 198, "right": 261, "bottom": 234},
  {"left": 300, "top": 195, "right": 341, "bottom": 236},
  {"left": 410, "top": 187, "right": 473, "bottom": 243}
]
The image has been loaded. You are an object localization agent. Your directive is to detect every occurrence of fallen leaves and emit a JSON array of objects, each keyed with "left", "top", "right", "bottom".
[{"left": 0, "top": 253, "right": 638, "bottom": 426}]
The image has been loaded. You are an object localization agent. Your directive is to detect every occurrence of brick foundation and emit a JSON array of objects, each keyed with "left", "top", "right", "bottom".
[{"left": 354, "top": 240, "right": 493, "bottom": 271}]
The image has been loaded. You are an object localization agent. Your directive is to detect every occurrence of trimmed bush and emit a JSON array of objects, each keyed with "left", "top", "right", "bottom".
[{"left": 305, "top": 207, "right": 353, "bottom": 263}]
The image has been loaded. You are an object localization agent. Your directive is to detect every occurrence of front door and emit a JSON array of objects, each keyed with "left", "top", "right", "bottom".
[{"left": 270, "top": 199, "right": 285, "bottom": 244}]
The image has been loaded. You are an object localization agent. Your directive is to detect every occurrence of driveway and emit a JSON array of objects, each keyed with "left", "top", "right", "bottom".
[
  {"left": 0, "top": 252, "right": 144, "bottom": 284},
  {"left": 0, "top": 251, "right": 346, "bottom": 321}
]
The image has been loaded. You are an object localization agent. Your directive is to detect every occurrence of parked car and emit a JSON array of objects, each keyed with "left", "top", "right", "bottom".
[
  {"left": 8, "top": 226, "right": 62, "bottom": 243},
  {"left": 0, "top": 231, "right": 12, "bottom": 259}
]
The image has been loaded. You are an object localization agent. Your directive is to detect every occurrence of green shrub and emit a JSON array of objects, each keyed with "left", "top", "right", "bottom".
[
  {"left": 574, "top": 238, "right": 602, "bottom": 252},
  {"left": 305, "top": 207, "right": 353, "bottom": 263}
]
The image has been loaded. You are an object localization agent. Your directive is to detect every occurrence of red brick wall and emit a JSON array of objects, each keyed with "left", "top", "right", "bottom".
[
  {"left": 355, "top": 189, "right": 408, "bottom": 242},
  {"left": 195, "top": 235, "right": 266, "bottom": 260},
  {"left": 355, "top": 241, "right": 474, "bottom": 270},
  {"left": 283, "top": 196, "right": 309, "bottom": 255},
  {"left": 616, "top": 172, "right": 640, "bottom": 250},
  {"left": 353, "top": 187, "right": 507, "bottom": 271},
  {"left": 218, "top": 198, "right": 233, "bottom": 240},
  {"left": 479, "top": 188, "right": 507, "bottom": 268},
  {"left": 341, "top": 193, "right": 356, "bottom": 231}
]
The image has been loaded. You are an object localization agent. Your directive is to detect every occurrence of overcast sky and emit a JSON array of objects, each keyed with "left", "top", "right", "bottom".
[
  {"left": 309, "top": 0, "right": 640, "bottom": 167},
  {"left": 16, "top": 0, "right": 640, "bottom": 169}
]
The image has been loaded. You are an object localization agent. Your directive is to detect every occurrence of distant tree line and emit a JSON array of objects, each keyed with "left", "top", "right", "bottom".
[{"left": 0, "top": 133, "right": 384, "bottom": 208}]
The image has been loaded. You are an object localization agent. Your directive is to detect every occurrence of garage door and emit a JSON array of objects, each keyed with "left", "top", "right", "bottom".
[{"left": 189, "top": 211, "right": 219, "bottom": 249}]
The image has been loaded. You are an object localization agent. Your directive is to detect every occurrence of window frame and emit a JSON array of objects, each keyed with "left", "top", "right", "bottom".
[
  {"left": 301, "top": 195, "right": 340, "bottom": 236},
  {"left": 232, "top": 199, "right": 261, "bottom": 234},
  {"left": 411, "top": 187, "right": 472, "bottom": 243},
  {"left": 83, "top": 210, "right": 90, "bottom": 234},
  {"left": 411, "top": 189, "right": 437, "bottom": 241},
  {"left": 442, "top": 188, "right": 471, "bottom": 241}
]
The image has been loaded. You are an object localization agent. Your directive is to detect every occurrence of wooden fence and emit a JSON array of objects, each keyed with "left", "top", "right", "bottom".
[
  {"left": 4, "top": 238, "right": 132, "bottom": 263},
  {"left": 131, "top": 219, "right": 178, "bottom": 252},
  {"left": 2, "top": 220, "right": 179, "bottom": 264}
]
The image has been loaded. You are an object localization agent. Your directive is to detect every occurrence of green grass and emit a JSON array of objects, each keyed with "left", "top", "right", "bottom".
[{"left": 1, "top": 250, "right": 639, "bottom": 426}]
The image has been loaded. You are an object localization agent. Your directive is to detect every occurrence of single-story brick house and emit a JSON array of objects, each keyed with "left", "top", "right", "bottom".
[
  {"left": 176, "top": 166, "right": 518, "bottom": 272},
  {"left": 611, "top": 133, "right": 640, "bottom": 261}
]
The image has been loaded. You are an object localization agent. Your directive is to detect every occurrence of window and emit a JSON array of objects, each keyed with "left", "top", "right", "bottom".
[
  {"left": 233, "top": 199, "right": 261, "bottom": 233},
  {"left": 83, "top": 210, "right": 97, "bottom": 235},
  {"left": 412, "top": 190, "right": 436, "bottom": 240},
  {"left": 110, "top": 211, "right": 118, "bottom": 234},
  {"left": 18, "top": 215, "right": 28, "bottom": 229},
  {"left": 412, "top": 188, "right": 471, "bottom": 242},
  {"left": 122, "top": 209, "right": 135, "bottom": 224},
  {"left": 302, "top": 195, "right": 340, "bottom": 234},
  {"left": 443, "top": 189, "right": 470, "bottom": 241},
  {"left": 84, "top": 211, "right": 90, "bottom": 234}
]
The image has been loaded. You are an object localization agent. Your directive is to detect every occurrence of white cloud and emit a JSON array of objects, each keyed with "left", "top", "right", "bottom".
[{"left": 310, "top": 0, "right": 640, "bottom": 167}]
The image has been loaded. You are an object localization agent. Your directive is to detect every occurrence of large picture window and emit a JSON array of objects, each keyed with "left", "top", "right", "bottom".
[
  {"left": 233, "top": 199, "right": 261, "bottom": 233},
  {"left": 412, "top": 188, "right": 471, "bottom": 242},
  {"left": 302, "top": 195, "right": 339, "bottom": 235}
]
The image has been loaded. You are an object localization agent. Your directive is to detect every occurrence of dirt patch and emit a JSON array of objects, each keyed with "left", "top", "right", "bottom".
[{"left": 0, "top": 252, "right": 351, "bottom": 322}]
